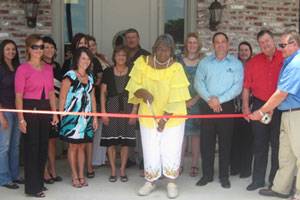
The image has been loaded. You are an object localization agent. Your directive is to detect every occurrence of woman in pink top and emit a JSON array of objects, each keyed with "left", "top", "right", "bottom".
[{"left": 15, "top": 34, "right": 59, "bottom": 198}]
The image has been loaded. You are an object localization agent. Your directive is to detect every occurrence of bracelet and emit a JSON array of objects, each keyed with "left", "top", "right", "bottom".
[
  {"left": 19, "top": 119, "right": 26, "bottom": 124},
  {"left": 162, "top": 118, "right": 168, "bottom": 122},
  {"left": 258, "top": 110, "right": 265, "bottom": 117}
]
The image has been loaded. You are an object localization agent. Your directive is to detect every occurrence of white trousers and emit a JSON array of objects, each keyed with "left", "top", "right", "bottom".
[
  {"left": 140, "top": 123, "right": 185, "bottom": 182},
  {"left": 92, "top": 121, "right": 107, "bottom": 166}
]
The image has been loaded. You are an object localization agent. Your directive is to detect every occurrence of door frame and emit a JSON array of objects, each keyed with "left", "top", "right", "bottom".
[{"left": 52, "top": 0, "right": 197, "bottom": 64}]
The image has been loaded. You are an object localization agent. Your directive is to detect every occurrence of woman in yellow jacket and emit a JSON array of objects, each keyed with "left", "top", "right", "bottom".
[{"left": 126, "top": 34, "right": 190, "bottom": 199}]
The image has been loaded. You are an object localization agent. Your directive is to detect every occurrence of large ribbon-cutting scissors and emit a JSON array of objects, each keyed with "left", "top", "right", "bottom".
[{"left": 146, "top": 100, "right": 158, "bottom": 128}]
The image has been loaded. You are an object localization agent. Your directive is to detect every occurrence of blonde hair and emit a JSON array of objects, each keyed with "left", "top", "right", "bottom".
[
  {"left": 183, "top": 32, "right": 202, "bottom": 57},
  {"left": 25, "top": 34, "right": 42, "bottom": 61},
  {"left": 284, "top": 30, "right": 300, "bottom": 47}
]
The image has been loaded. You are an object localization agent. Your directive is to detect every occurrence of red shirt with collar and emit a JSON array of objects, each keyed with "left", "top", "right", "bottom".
[{"left": 244, "top": 49, "right": 283, "bottom": 101}]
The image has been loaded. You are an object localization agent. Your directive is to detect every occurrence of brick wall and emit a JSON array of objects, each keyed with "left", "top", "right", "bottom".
[
  {"left": 0, "top": 0, "right": 52, "bottom": 60},
  {"left": 0, "top": 0, "right": 298, "bottom": 58},
  {"left": 197, "top": 0, "right": 299, "bottom": 54}
]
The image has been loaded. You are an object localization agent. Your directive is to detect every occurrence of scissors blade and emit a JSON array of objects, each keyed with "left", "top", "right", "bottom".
[{"left": 146, "top": 100, "right": 158, "bottom": 128}]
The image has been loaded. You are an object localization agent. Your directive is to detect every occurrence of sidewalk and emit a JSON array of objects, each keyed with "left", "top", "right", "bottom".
[{"left": 1, "top": 157, "right": 273, "bottom": 200}]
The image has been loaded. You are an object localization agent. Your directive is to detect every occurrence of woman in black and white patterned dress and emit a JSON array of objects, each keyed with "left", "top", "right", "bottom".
[{"left": 100, "top": 46, "right": 137, "bottom": 182}]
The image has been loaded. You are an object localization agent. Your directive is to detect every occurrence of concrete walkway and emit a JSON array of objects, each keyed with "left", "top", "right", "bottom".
[{"left": 1, "top": 157, "right": 274, "bottom": 200}]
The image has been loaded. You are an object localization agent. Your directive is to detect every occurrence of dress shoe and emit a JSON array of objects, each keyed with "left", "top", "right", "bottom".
[
  {"left": 3, "top": 182, "right": 19, "bottom": 189},
  {"left": 196, "top": 177, "right": 213, "bottom": 186},
  {"left": 220, "top": 179, "right": 231, "bottom": 188},
  {"left": 246, "top": 182, "right": 265, "bottom": 191},
  {"left": 13, "top": 177, "right": 25, "bottom": 184},
  {"left": 259, "top": 188, "right": 290, "bottom": 198}
]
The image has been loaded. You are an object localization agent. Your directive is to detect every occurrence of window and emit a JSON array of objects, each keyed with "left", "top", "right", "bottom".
[
  {"left": 64, "top": 0, "right": 89, "bottom": 43},
  {"left": 164, "top": 0, "right": 185, "bottom": 53}
]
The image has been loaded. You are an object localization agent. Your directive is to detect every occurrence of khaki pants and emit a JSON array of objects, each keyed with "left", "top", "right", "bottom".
[{"left": 272, "top": 110, "right": 300, "bottom": 195}]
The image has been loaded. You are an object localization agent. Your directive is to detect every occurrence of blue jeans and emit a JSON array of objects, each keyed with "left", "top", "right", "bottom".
[{"left": 0, "top": 112, "right": 21, "bottom": 185}]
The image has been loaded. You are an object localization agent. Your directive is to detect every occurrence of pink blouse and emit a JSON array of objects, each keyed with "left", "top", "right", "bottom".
[{"left": 15, "top": 62, "right": 54, "bottom": 100}]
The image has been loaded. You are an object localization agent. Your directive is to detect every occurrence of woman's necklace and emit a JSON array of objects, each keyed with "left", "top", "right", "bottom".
[
  {"left": 186, "top": 53, "right": 200, "bottom": 61},
  {"left": 77, "top": 71, "right": 87, "bottom": 79},
  {"left": 114, "top": 66, "right": 127, "bottom": 76},
  {"left": 153, "top": 55, "right": 171, "bottom": 69}
]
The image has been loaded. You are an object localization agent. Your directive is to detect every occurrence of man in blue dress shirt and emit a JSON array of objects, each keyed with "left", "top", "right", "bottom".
[
  {"left": 250, "top": 30, "right": 300, "bottom": 200},
  {"left": 194, "top": 32, "right": 243, "bottom": 188}
]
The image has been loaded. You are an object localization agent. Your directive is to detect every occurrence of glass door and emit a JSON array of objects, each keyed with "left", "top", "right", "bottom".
[
  {"left": 64, "top": 0, "right": 90, "bottom": 59},
  {"left": 164, "top": 0, "right": 185, "bottom": 53}
]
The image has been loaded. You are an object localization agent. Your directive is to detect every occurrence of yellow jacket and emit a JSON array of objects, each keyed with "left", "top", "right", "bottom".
[{"left": 126, "top": 56, "right": 191, "bottom": 128}]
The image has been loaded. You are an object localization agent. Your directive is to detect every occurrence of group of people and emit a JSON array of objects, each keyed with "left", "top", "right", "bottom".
[{"left": 0, "top": 27, "right": 299, "bottom": 200}]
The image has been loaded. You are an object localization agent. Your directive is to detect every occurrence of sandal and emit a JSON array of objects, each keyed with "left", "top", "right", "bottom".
[
  {"left": 86, "top": 171, "right": 95, "bottom": 178},
  {"left": 109, "top": 176, "right": 117, "bottom": 182},
  {"left": 189, "top": 166, "right": 199, "bottom": 177},
  {"left": 28, "top": 191, "right": 45, "bottom": 198},
  {"left": 13, "top": 177, "right": 25, "bottom": 184},
  {"left": 120, "top": 175, "right": 128, "bottom": 182},
  {"left": 79, "top": 178, "right": 88, "bottom": 187},
  {"left": 72, "top": 178, "right": 82, "bottom": 188},
  {"left": 44, "top": 178, "right": 54, "bottom": 184},
  {"left": 3, "top": 182, "right": 19, "bottom": 189},
  {"left": 42, "top": 186, "right": 48, "bottom": 191},
  {"left": 50, "top": 174, "right": 63, "bottom": 182}
]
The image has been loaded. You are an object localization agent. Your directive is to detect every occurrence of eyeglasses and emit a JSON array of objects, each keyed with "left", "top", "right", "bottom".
[
  {"left": 31, "top": 44, "right": 45, "bottom": 50},
  {"left": 278, "top": 41, "right": 295, "bottom": 49}
]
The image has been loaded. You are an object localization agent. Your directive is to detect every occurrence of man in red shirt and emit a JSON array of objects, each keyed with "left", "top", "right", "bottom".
[{"left": 242, "top": 30, "right": 283, "bottom": 191}]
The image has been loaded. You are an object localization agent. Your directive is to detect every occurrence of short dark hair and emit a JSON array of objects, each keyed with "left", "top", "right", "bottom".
[
  {"left": 42, "top": 36, "right": 57, "bottom": 50},
  {"left": 42, "top": 36, "right": 57, "bottom": 61},
  {"left": 212, "top": 32, "right": 229, "bottom": 43},
  {"left": 112, "top": 45, "right": 128, "bottom": 66},
  {"left": 124, "top": 28, "right": 140, "bottom": 38},
  {"left": 257, "top": 30, "right": 273, "bottom": 41},
  {"left": 72, "top": 47, "right": 93, "bottom": 73}
]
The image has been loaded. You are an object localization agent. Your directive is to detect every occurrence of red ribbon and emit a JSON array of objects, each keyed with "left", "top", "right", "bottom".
[{"left": 0, "top": 108, "right": 247, "bottom": 119}]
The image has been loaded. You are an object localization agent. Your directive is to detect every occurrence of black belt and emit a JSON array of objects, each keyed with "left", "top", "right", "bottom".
[{"left": 282, "top": 107, "right": 300, "bottom": 112}]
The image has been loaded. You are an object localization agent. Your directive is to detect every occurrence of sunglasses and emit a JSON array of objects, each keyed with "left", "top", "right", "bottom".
[
  {"left": 31, "top": 44, "right": 45, "bottom": 50},
  {"left": 278, "top": 41, "right": 294, "bottom": 49}
]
